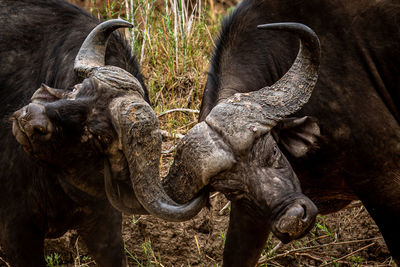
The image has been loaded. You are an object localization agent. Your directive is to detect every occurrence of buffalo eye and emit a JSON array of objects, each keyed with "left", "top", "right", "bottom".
[
  {"left": 264, "top": 145, "right": 280, "bottom": 167},
  {"left": 273, "top": 146, "right": 279, "bottom": 157},
  {"left": 269, "top": 145, "right": 282, "bottom": 166}
]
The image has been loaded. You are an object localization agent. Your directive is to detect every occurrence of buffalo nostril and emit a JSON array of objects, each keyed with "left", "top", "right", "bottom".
[
  {"left": 276, "top": 204, "right": 306, "bottom": 234},
  {"left": 29, "top": 120, "right": 53, "bottom": 140},
  {"left": 33, "top": 125, "right": 47, "bottom": 135},
  {"left": 273, "top": 198, "right": 318, "bottom": 243},
  {"left": 301, "top": 204, "right": 308, "bottom": 221}
]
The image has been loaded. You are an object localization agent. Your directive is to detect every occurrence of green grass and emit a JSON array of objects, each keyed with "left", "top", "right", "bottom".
[
  {"left": 45, "top": 252, "right": 62, "bottom": 267},
  {"left": 125, "top": 240, "right": 163, "bottom": 267}
]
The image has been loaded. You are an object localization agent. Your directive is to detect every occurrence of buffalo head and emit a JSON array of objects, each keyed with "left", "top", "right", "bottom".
[
  {"left": 164, "top": 23, "right": 320, "bottom": 242},
  {"left": 11, "top": 19, "right": 208, "bottom": 221}
]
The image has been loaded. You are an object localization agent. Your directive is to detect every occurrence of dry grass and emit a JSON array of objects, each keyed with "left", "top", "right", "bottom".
[{"left": 87, "top": 0, "right": 223, "bottom": 137}]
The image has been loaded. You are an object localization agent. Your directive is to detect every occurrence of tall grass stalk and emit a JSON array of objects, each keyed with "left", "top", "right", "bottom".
[{"left": 120, "top": 0, "right": 221, "bottom": 135}]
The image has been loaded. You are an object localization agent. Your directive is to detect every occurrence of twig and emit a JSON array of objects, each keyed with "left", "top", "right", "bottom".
[
  {"left": 345, "top": 200, "right": 362, "bottom": 209},
  {"left": 267, "top": 260, "right": 285, "bottom": 267},
  {"left": 210, "top": 192, "right": 220, "bottom": 198},
  {"left": 269, "top": 241, "right": 283, "bottom": 256},
  {"left": 218, "top": 201, "right": 231, "bottom": 215},
  {"left": 258, "top": 241, "right": 283, "bottom": 264},
  {"left": 303, "top": 234, "right": 330, "bottom": 246},
  {"left": 205, "top": 24, "right": 216, "bottom": 48},
  {"left": 295, "top": 252, "right": 324, "bottom": 262},
  {"left": 161, "top": 145, "right": 177, "bottom": 154},
  {"left": 0, "top": 257, "right": 11, "bottom": 267},
  {"left": 194, "top": 235, "right": 201, "bottom": 256},
  {"left": 319, "top": 242, "right": 376, "bottom": 267},
  {"left": 205, "top": 254, "right": 217, "bottom": 262},
  {"left": 258, "top": 237, "right": 382, "bottom": 264},
  {"left": 74, "top": 236, "right": 81, "bottom": 267},
  {"left": 158, "top": 108, "right": 199, "bottom": 117},
  {"left": 150, "top": 260, "right": 165, "bottom": 267},
  {"left": 160, "top": 129, "right": 184, "bottom": 139}
]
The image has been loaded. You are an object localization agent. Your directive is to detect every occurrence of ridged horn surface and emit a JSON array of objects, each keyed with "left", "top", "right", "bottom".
[
  {"left": 74, "top": 19, "right": 133, "bottom": 77},
  {"left": 205, "top": 23, "right": 320, "bottom": 153}
]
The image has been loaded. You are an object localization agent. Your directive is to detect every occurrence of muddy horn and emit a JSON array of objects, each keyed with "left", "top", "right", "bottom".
[
  {"left": 74, "top": 19, "right": 210, "bottom": 221},
  {"left": 205, "top": 22, "right": 321, "bottom": 153}
]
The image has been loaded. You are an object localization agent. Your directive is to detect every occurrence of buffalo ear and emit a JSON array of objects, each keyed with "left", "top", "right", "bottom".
[
  {"left": 272, "top": 116, "right": 320, "bottom": 158},
  {"left": 31, "top": 84, "right": 66, "bottom": 103}
]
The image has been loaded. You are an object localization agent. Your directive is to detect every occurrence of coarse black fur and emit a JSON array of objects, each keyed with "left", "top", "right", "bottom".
[
  {"left": 200, "top": 0, "right": 400, "bottom": 266},
  {"left": 0, "top": 0, "right": 146, "bottom": 266}
]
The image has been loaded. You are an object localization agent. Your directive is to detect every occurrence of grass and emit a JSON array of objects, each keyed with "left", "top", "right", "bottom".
[
  {"left": 88, "top": 0, "right": 222, "bottom": 136},
  {"left": 45, "top": 252, "right": 62, "bottom": 267}
]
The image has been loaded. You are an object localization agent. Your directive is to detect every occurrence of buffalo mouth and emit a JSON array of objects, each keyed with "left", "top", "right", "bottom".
[{"left": 270, "top": 195, "right": 318, "bottom": 243}]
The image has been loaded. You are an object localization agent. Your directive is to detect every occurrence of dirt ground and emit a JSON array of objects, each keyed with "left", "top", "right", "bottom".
[
  {"left": 40, "top": 141, "right": 397, "bottom": 267},
  {"left": 44, "top": 193, "right": 396, "bottom": 266},
  {"left": 43, "top": 142, "right": 397, "bottom": 267}
]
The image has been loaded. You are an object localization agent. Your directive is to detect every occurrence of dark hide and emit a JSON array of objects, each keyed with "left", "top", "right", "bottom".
[
  {"left": 0, "top": 1, "right": 145, "bottom": 266},
  {"left": 200, "top": 0, "right": 400, "bottom": 266}
]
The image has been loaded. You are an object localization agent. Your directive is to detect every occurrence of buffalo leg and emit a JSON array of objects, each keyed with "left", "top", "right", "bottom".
[
  {"left": 78, "top": 205, "right": 126, "bottom": 267},
  {"left": 353, "top": 176, "right": 400, "bottom": 265},
  {"left": 223, "top": 200, "right": 270, "bottom": 267},
  {"left": 0, "top": 221, "right": 45, "bottom": 267}
]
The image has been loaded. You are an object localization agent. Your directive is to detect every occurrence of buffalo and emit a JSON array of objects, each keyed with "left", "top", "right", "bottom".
[
  {"left": 0, "top": 0, "right": 321, "bottom": 266},
  {"left": 174, "top": 0, "right": 399, "bottom": 266},
  {"left": 0, "top": 1, "right": 208, "bottom": 266}
]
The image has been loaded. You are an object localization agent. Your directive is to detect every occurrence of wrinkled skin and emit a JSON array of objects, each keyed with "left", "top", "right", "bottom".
[{"left": 196, "top": 0, "right": 400, "bottom": 266}]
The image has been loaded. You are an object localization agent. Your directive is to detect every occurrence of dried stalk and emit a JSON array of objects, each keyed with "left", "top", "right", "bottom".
[
  {"left": 0, "top": 257, "right": 11, "bottom": 267},
  {"left": 160, "top": 129, "right": 184, "bottom": 139},
  {"left": 158, "top": 108, "right": 200, "bottom": 117},
  {"left": 218, "top": 201, "right": 231, "bottom": 215},
  {"left": 319, "top": 242, "right": 376, "bottom": 267},
  {"left": 258, "top": 237, "right": 382, "bottom": 264}
]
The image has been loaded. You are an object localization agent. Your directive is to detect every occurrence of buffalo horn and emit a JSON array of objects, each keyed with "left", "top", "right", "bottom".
[
  {"left": 255, "top": 22, "right": 320, "bottom": 119},
  {"left": 104, "top": 159, "right": 148, "bottom": 214},
  {"left": 205, "top": 23, "right": 321, "bottom": 153},
  {"left": 74, "top": 19, "right": 133, "bottom": 77},
  {"left": 74, "top": 20, "right": 208, "bottom": 220},
  {"left": 109, "top": 94, "right": 208, "bottom": 221}
]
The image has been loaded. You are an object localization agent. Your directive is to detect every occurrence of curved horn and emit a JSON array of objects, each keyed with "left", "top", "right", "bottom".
[
  {"left": 75, "top": 19, "right": 207, "bottom": 221},
  {"left": 205, "top": 22, "right": 320, "bottom": 153},
  {"left": 74, "top": 19, "right": 133, "bottom": 77},
  {"left": 104, "top": 159, "right": 148, "bottom": 214},
  {"left": 255, "top": 22, "right": 321, "bottom": 119},
  {"left": 110, "top": 95, "right": 208, "bottom": 221}
]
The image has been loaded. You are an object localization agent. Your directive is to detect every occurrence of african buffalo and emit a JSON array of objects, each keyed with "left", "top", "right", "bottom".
[
  {"left": 171, "top": 0, "right": 400, "bottom": 266},
  {"left": 0, "top": 1, "right": 209, "bottom": 266},
  {"left": 0, "top": 0, "right": 321, "bottom": 266}
]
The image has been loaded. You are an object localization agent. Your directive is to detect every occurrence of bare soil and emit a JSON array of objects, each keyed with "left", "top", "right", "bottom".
[
  {"left": 42, "top": 142, "right": 397, "bottom": 267},
  {"left": 44, "top": 194, "right": 396, "bottom": 267}
]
